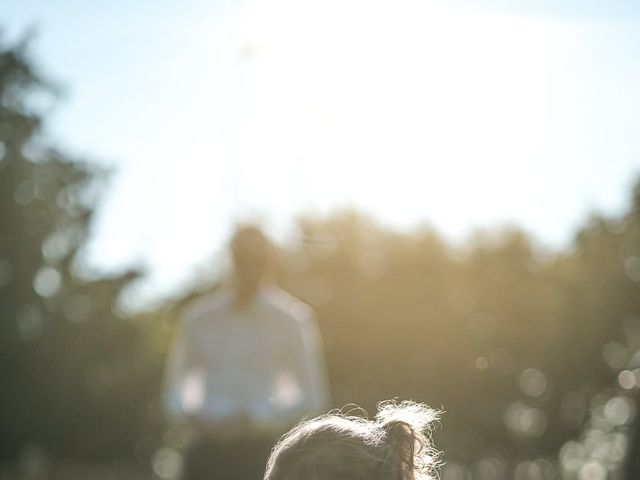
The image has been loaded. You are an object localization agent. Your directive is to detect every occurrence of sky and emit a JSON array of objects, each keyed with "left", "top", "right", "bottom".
[{"left": 3, "top": 0, "right": 640, "bottom": 305}]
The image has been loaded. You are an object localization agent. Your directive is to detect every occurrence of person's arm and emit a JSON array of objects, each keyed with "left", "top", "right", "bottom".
[
  {"left": 163, "top": 312, "right": 197, "bottom": 421},
  {"left": 294, "top": 310, "right": 331, "bottom": 414}
]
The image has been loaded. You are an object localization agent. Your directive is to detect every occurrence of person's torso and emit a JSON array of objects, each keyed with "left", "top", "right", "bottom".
[{"left": 186, "top": 288, "right": 310, "bottom": 423}]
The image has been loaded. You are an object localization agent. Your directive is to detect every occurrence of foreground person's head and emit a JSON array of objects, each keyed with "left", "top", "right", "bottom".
[{"left": 264, "top": 401, "right": 441, "bottom": 480}]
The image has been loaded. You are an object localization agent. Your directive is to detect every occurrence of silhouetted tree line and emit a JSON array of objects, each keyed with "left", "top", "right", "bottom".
[
  {"left": 0, "top": 35, "right": 159, "bottom": 462},
  {"left": 2, "top": 35, "right": 639, "bottom": 478}
]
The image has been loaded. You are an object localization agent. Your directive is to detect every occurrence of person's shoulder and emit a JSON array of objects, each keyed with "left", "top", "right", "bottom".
[
  {"left": 180, "top": 290, "right": 232, "bottom": 329},
  {"left": 262, "top": 286, "right": 314, "bottom": 324}
]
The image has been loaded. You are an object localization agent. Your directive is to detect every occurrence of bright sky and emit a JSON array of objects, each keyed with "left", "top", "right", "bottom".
[{"left": 3, "top": 0, "right": 640, "bottom": 304}]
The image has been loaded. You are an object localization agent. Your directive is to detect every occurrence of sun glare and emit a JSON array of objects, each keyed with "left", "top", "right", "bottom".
[{"left": 233, "top": 0, "right": 561, "bottom": 231}]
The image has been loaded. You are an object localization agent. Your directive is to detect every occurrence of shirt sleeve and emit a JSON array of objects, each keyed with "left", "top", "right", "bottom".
[
  {"left": 294, "top": 310, "right": 331, "bottom": 414},
  {"left": 162, "top": 311, "right": 198, "bottom": 421}
]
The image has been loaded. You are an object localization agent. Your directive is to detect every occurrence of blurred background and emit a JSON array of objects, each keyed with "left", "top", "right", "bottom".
[{"left": 2, "top": 0, "right": 640, "bottom": 479}]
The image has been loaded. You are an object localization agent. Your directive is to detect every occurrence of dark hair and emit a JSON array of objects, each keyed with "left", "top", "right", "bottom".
[
  {"left": 230, "top": 224, "right": 271, "bottom": 269},
  {"left": 264, "top": 400, "right": 441, "bottom": 480}
]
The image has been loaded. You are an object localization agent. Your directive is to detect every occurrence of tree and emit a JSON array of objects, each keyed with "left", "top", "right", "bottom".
[{"left": 0, "top": 34, "right": 160, "bottom": 462}]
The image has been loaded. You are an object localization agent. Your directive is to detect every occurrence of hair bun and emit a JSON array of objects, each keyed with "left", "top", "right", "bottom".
[
  {"left": 383, "top": 420, "right": 414, "bottom": 445},
  {"left": 382, "top": 420, "right": 416, "bottom": 475}
]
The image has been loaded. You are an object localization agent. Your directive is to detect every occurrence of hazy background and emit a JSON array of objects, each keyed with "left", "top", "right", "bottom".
[
  {"left": 2, "top": 1, "right": 640, "bottom": 479},
  {"left": 3, "top": 0, "right": 640, "bottom": 306}
]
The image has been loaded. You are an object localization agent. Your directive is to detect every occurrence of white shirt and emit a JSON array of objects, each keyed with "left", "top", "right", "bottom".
[{"left": 163, "top": 286, "right": 330, "bottom": 434}]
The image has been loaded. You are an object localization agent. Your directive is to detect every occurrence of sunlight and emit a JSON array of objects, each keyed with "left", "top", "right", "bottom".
[{"left": 234, "top": 0, "right": 561, "bottom": 230}]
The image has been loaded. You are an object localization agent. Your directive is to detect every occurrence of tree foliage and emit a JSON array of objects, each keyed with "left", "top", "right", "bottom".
[
  {"left": 0, "top": 35, "right": 160, "bottom": 461},
  {"left": 274, "top": 190, "right": 640, "bottom": 475}
]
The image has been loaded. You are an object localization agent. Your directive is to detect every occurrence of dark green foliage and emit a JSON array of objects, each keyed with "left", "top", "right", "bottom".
[{"left": 0, "top": 36, "right": 162, "bottom": 462}]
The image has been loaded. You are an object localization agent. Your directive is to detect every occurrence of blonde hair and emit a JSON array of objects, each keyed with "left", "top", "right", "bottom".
[{"left": 264, "top": 400, "right": 441, "bottom": 480}]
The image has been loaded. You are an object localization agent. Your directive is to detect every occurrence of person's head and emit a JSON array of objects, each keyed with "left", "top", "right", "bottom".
[
  {"left": 264, "top": 401, "right": 441, "bottom": 480},
  {"left": 230, "top": 224, "right": 272, "bottom": 296}
]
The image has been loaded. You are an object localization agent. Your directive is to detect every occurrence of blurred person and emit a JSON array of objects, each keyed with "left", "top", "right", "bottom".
[
  {"left": 163, "top": 225, "right": 330, "bottom": 480},
  {"left": 264, "top": 400, "right": 441, "bottom": 480}
]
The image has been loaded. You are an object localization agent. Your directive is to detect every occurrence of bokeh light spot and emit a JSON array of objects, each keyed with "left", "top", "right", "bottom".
[
  {"left": 505, "top": 401, "right": 548, "bottom": 437},
  {"left": 603, "top": 396, "right": 636, "bottom": 426},
  {"left": 518, "top": 368, "right": 548, "bottom": 398},
  {"left": 33, "top": 266, "right": 62, "bottom": 298},
  {"left": 578, "top": 461, "right": 606, "bottom": 480},
  {"left": 560, "top": 441, "right": 585, "bottom": 473},
  {"left": 618, "top": 370, "right": 637, "bottom": 389},
  {"left": 475, "top": 356, "right": 489, "bottom": 371},
  {"left": 624, "top": 256, "right": 640, "bottom": 282},
  {"left": 152, "top": 447, "right": 183, "bottom": 480},
  {"left": 42, "top": 230, "right": 74, "bottom": 262}
]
